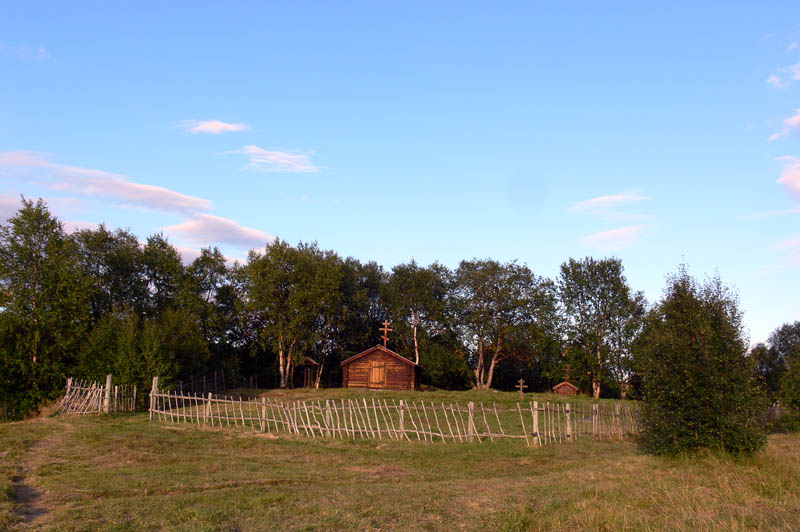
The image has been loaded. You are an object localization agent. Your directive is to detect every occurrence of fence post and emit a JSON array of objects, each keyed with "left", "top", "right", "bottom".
[
  {"left": 592, "top": 403, "right": 598, "bottom": 439},
  {"left": 399, "top": 400, "right": 406, "bottom": 439},
  {"left": 103, "top": 374, "right": 112, "bottom": 414},
  {"left": 206, "top": 392, "right": 213, "bottom": 425},
  {"left": 616, "top": 404, "right": 623, "bottom": 440},
  {"left": 114, "top": 385, "right": 119, "bottom": 413},
  {"left": 533, "top": 401, "right": 540, "bottom": 446},
  {"left": 132, "top": 385, "right": 137, "bottom": 412},
  {"left": 566, "top": 403, "right": 572, "bottom": 442},
  {"left": 467, "top": 402, "right": 475, "bottom": 442},
  {"left": 261, "top": 397, "right": 267, "bottom": 432},
  {"left": 149, "top": 376, "right": 159, "bottom": 421}
]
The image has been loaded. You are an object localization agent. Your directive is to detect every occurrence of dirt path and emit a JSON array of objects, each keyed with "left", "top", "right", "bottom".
[
  {"left": 11, "top": 474, "right": 47, "bottom": 524},
  {"left": 10, "top": 418, "right": 74, "bottom": 529}
]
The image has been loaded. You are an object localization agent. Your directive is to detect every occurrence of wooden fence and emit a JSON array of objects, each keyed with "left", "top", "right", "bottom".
[
  {"left": 172, "top": 369, "right": 260, "bottom": 395},
  {"left": 56, "top": 376, "right": 137, "bottom": 415},
  {"left": 148, "top": 378, "right": 639, "bottom": 446}
]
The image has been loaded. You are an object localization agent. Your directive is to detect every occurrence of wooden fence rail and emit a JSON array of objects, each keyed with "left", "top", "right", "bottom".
[
  {"left": 56, "top": 376, "right": 137, "bottom": 415},
  {"left": 148, "top": 378, "right": 639, "bottom": 446}
]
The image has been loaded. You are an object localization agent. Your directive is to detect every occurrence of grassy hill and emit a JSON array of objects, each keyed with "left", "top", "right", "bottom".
[{"left": 1, "top": 390, "right": 798, "bottom": 531}]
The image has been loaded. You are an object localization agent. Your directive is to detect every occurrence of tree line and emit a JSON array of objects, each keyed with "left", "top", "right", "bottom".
[{"left": 1, "top": 198, "right": 799, "bottom": 432}]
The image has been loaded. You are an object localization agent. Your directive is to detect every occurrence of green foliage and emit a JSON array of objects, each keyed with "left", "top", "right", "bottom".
[
  {"left": 420, "top": 340, "right": 473, "bottom": 389},
  {"left": 240, "top": 240, "right": 346, "bottom": 387},
  {"left": 452, "top": 259, "right": 557, "bottom": 389},
  {"left": 142, "top": 233, "right": 183, "bottom": 314},
  {"left": 634, "top": 267, "right": 767, "bottom": 456},
  {"left": 558, "top": 257, "right": 645, "bottom": 399},
  {"left": 73, "top": 225, "right": 148, "bottom": 318},
  {"left": 384, "top": 261, "right": 450, "bottom": 365},
  {"left": 771, "top": 321, "right": 800, "bottom": 415},
  {"left": 0, "top": 198, "right": 92, "bottom": 417},
  {"left": 77, "top": 307, "right": 209, "bottom": 399},
  {"left": 780, "top": 350, "right": 800, "bottom": 413}
]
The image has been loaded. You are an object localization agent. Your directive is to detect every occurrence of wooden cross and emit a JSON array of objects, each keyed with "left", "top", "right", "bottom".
[
  {"left": 516, "top": 379, "right": 528, "bottom": 400},
  {"left": 379, "top": 320, "right": 393, "bottom": 347}
]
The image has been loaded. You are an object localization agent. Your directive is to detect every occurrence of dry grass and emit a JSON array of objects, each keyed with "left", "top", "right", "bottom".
[{"left": 0, "top": 397, "right": 797, "bottom": 531}]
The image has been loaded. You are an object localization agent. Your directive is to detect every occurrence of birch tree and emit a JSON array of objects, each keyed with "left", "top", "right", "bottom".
[
  {"left": 557, "top": 257, "right": 640, "bottom": 398},
  {"left": 384, "top": 260, "right": 450, "bottom": 364},
  {"left": 452, "top": 259, "right": 555, "bottom": 389},
  {"left": 241, "top": 240, "right": 343, "bottom": 388},
  {"left": 0, "top": 198, "right": 91, "bottom": 413}
]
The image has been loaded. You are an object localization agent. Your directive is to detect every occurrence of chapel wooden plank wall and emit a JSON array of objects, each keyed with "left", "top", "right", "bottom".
[{"left": 341, "top": 345, "right": 420, "bottom": 391}]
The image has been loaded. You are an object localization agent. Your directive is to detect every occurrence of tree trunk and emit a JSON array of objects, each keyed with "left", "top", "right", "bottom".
[
  {"left": 473, "top": 339, "right": 485, "bottom": 389},
  {"left": 314, "top": 363, "right": 323, "bottom": 389},
  {"left": 594, "top": 343, "right": 602, "bottom": 398},
  {"left": 278, "top": 344, "right": 287, "bottom": 389},
  {"left": 485, "top": 356, "right": 498, "bottom": 390},
  {"left": 413, "top": 310, "right": 420, "bottom": 364}
]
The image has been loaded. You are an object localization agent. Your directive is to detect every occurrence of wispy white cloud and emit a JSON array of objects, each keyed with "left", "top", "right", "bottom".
[
  {"left": 62, "top": 220, "right": 99, "bottom": 233},
  {"left": 739, "top": 207, "right": 800, "bottom": 220},
  {"left": 237, "top": 145, "right": 319, "bottom": 173},
  {"left": 0, "top": 42, "right": 49, "bottom": 61},
  {"left": 180, "top": 120, "right": 249, "bottom": 134},
  {"left": 569, "top": 192, "right": 650, "bottom": 212},
  {"left": 162, "top": 214, "right": 274, "bottom": 249},
  {"left": 571, "top": 191, "right": 653, "bottom": 250},
  {"left": 787, "top": 60, "right": 800, "bottom": 81},
  {"left": 766, "top": 75, "right": 787, "bottom": 88},
  {"left": 776, "top": 156, "right": 800, "bottom": 198},
  {"left": 0, "top": 193, "right": 20, "bottom": 221},
  {"left": 581, "top": 225, "right": 648, "bottom": 252},
  {"left": 171, "top": 244, "right": 246, "bottom": 267},
  {"left": 772, "top": 234, "right": 800, "bottom": 250},
  {"left": 0, "top": 151, "right": 212, "bottom": 214},
  {"left": 789, "top": 42, "right": 799, "bottom": 52},
  {"left": 768, "top": 109, "right": 800, "bottom": 141}
]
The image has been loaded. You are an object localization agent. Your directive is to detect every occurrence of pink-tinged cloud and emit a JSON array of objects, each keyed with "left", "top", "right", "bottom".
[
  {"left": 172, "top": 244, "right": 246, "bottom": 267},
  {"left": 0, "top": 42, "right": 49, "bottom": 61},
  {"left": 62, "top": 220, "right": 99, "bottom": 233},
  {"left": 0, "top": 193, "right": 20, "bottom": 221},
  {"left": 0, "top": 151, "right": 212, "bottom": 214},
  {"left": 739, "top": 207, "right": 800, "bottom": 220},
  {"left": 772, "top": 234, "right": 800, "bottom": 250},
  {"left": 777, "top": 156, "right": 800, "bottom": 197},
  {"left": 786, "top": 110, "right": 800, "bottom": 129},
  {"left": 788, "top": 60, "right": 800, "bottom": 81},
  {"left": 581, "top": 225, "right": 647, "bottom": 251},
  {"left": 766, "top": 75, "right": 787, "bottom": 88},
  {"left": 238, "top": 145, "right": 319, "bottom": 173},
  {"left": 180, "top": 120, "right": 249, "bottom": 134},
  {"left": 769, "top": 110, "right": 800, "bottom": 141},
  {"left": 163, "top": 214, "right": 274, "bottom": 249},
  {"left": 569, "top": 192, "right": 649, "bottom": 212}
]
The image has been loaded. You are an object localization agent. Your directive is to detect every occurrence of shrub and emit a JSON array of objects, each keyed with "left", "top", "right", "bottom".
[{"left": 633, "top": 268, "right": 767, "bottom": 456}]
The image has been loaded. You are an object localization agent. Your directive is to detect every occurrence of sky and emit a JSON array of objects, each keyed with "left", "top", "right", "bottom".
[{"left": 1, "top": 1, "right": 799, "bottom": 344}]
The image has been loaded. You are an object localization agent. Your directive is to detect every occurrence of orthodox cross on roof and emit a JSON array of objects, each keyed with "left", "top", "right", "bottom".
[
  {"left": 516, "top": 378, "right": 528, "bottom": 400},
  {"left": 379, "top": 320, "right": 393, "bottom": 347}
]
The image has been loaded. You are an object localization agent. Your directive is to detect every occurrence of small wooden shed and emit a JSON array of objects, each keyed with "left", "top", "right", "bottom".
[
  {"left": 340, "top": 345, "right": 420, "bottom": 390},
  {"left": 297, "top": 357, "right": 319, "bottom": 388},
  {"left": 552, "top": 381, "right": 579, "bottom": 396}
]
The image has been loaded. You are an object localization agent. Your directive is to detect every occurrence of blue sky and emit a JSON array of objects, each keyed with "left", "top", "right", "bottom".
[{"left": 1, "top": 1, "right": 799, "bottom": 343}]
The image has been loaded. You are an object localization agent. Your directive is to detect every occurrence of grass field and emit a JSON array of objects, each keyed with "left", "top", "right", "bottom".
[{"left": 1, "top": 390, "right": 798, "bottom": 531}]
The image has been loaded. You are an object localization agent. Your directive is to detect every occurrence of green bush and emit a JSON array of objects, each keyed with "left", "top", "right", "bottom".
[{"left": 633, "top": 268, "right": 767, "bottom": 456}]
